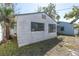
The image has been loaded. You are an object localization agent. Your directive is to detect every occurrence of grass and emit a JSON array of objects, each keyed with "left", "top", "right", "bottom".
[
  {"left": 0, "top": 39, "right": 18, "bottom": 56},
  {"left": 0, "top": 38, "right": 61, "bottom": 56},
  {"left": 64, "top": 44, "right": 76, "bottom": 49},
  {"left": 64, "top": 43, "right": 79, "bottom": 50},
  {"left": 0, "top": 35, "right": 79, "bottom": 56}
]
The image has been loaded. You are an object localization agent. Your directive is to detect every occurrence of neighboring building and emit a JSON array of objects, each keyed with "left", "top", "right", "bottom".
[
  {"left": 0, "top": 3, "right": 13, "bottom": 8},
  {"left": 57, "top": 22, "right": 78, "bottom": 35},
  {"left": 72, "top": 19, "right": 79, "bottom": 34},
  {"left": 15, "top": 12, "right": 57, "bottom": 47}
]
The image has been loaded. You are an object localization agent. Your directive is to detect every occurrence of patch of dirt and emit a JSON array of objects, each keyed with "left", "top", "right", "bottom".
[{"left": 45, "top": 35, "right": 79, "bottom": 56}]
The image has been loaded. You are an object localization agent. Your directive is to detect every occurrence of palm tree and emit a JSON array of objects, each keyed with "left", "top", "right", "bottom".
[
  {"left": 74, "top": 24, "right": 79, "bottom": 28},
  {"left": 0, "top": 5, "right": 15, "bottom": 42},
  {"left": 64, "top": 6, "right": 79, "bottom": 24}
]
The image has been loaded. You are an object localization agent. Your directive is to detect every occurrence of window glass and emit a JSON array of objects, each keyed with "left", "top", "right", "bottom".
[
  {"left": 61, "top": 27, "right": 64, "bottom": 31},
  {"left": 31, "top": 22, "right": 44, "bottom": 31},
  {"left": 48, "top": 24, "right": 56, "bottom": 33}
]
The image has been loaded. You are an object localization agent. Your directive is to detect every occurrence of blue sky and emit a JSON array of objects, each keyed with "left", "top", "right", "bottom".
[{"left": 15, "top": 3, "right": 79, "bottom": 23}]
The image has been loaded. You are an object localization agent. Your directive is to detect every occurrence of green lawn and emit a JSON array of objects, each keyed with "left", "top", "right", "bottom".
[
  {"left": 0, "top": 38, "right": 61, "bottom": 56},
  {"left": 0, "top": 39, "right": 18, "bottom": 56}
]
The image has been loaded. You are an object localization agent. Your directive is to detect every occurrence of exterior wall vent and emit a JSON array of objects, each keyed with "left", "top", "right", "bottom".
[{"left": 42, "top": 14, "right": 46, "bottom": 19}]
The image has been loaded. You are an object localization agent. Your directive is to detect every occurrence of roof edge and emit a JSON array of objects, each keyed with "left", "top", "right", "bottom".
[
  {"left": 15, "top": 12, "right": 57, "bottom": 23},
  {"left": 15, "top": 12, "right": 45, "bottom": 16}
]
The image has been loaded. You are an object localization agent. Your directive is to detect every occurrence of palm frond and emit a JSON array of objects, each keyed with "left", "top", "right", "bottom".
[
  {"left": 64, "top": 6, "right": 79, "bottom": 20},
  {"left": 0, "top": 5, "right": 15, "bottom": 29}
]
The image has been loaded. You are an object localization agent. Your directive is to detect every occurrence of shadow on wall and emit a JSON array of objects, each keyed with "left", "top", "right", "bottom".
[{"left": 15, "top": 38, "right": 62, "bottom": 56}]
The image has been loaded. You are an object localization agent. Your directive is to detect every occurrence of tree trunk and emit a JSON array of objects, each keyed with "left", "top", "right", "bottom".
[
  {"left": 3, "top": 23, "right": 10, "bottom": 42},
  {"left": 6, "top": 24, "right": 10, "bottom": 40}
]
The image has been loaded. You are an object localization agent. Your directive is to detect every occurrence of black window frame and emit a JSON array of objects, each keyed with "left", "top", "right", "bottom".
[
  {"left": 31, "top": 22, "right": 44, "bottom": 31},
  {"left": 48, "top": 24, "right": 56, "bottom": 33}
]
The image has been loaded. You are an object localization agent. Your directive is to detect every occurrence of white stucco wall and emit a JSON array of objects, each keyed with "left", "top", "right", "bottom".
[
  {"left": 74, "top": 29, "right": 78, "bottom": 35},
  {"left": 16, "top": 13, "right": 57, "bottom": 47}
]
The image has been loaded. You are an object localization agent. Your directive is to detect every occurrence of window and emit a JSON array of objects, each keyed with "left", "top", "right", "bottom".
[
  {"left": 48, "top": 24, "right": 56, "bottom": 33},
  {"left": 61, "top": 27, "right": 64, "bottom": 31},
  {"left": 31, "top": 22, "right": 44, "bottom": 31},
  {"left": 42, "top": 14, "right": 46, "bottom": 19}
]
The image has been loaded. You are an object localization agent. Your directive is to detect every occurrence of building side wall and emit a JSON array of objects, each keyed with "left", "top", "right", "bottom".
[
  {"left": 16, "top": 13, "right": 57, "bottom": 47},
  {"left": 58, "top": 22, "right": 74, "bottom": 35}
]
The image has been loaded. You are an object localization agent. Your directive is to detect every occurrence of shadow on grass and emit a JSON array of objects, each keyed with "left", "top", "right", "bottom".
[{"left": 15, "top": 38, "right": 62, "bottom": 56}]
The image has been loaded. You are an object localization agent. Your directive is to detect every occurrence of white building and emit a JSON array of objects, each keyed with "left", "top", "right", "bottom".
[
  {"left": 0, "top": 3, "right": 13, "bottom": 8},
  {"left": 15, "top": 12, "right": 57, "bottom": 47}
]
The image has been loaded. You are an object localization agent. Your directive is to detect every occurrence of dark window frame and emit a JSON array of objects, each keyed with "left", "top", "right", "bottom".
[
  {"left": 48, "top": 24, "right": 56, "bottom": 33},
  {"left": 61, "top": 26, "right": 64, "bottom": 31},
  {"left": 31, "top": 22, "right": 44, "bottom": 31}
]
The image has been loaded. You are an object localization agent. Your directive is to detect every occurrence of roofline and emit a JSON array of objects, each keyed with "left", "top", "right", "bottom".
[
  {"left": 57, "top": 21, "right": 70, "bottom": 23},
  {"left": 45, "top": 13, "right": 57, "bottom": 23},
  {"left": 15, "top": 12, "right": 57, "bottom": 23},
  {"left": 15, "top": 12, "right": 45, "bottom": 16}
]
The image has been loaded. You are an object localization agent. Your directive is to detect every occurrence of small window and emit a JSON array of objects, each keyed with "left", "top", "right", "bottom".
[
  {"left": 42, "top": 14, "right": 46, "bottom": 19},
  {"left": 61, "top": 27, "right": 64, "bottom": 31},
  {"left": 48, "top": 24, "right": 56, "bottom": 33},
  {"left": 31, "top": 22, "right": 44, "bottom": 31}
]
